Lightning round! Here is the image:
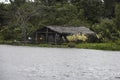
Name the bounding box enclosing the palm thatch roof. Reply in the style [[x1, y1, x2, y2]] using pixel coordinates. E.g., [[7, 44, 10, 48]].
[[46, 26, 95, 34]]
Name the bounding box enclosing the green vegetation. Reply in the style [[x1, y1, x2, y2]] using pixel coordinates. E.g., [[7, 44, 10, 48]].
[[76, 43, 120, 51], [67, 34, 88, 42], [0, 40, 120, 51], [0, 0, 120, 50]]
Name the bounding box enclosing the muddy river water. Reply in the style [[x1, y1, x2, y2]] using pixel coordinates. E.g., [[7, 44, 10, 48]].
[[0, 45, 120, 80]]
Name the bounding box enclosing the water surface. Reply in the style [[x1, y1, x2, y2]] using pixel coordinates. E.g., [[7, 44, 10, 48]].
[[0, 45, 120, 80]]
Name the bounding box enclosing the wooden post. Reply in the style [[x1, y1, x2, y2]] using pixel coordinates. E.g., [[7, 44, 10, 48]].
[[35, 32, 38, 43], [54, 33, 57, 44], [46, 28, 48, 43]]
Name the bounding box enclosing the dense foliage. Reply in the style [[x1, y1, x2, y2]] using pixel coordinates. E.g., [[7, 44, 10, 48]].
[[0, 0, 120, 42]]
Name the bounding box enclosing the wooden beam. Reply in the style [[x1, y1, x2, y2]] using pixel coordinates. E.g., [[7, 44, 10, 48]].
[[54, 33, 57, 44], [46, 28, 48, 43], [36, 32, 55, 34], [35, 32, 38, 43]]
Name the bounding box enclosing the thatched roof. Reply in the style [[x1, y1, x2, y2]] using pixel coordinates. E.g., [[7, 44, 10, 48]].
[[46, 26, 95, 34]]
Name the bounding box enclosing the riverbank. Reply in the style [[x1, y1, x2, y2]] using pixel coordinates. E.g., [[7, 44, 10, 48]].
[[25, 43, 120, 51], [0, 41, 120, 51]]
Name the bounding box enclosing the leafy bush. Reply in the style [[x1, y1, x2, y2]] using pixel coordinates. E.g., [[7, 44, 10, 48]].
[[92, 19, 118, 42], [67, 42, 75, 48], [66, 33, 88, 42], [66, 19, 90, 27], [115, 39, 120, 45]]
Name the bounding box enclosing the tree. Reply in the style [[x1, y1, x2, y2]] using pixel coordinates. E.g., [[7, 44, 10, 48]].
[[0, 4, 5, 27], [103, 0, 115, 18], [38, 0, 69, 5], [0, 4, 10, 27], [10, 0, 26, 6], [71, 0, 103, 24], [10, 2, 42, 42], [92, 19, 118, 41], [114, 3, 120, 38], [54, 4, 77, 25]]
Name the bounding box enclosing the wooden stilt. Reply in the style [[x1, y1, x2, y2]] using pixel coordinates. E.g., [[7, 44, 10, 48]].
[[46, 28, 48, 43], [55, 33, 57, 44], [35, 32, 38, 43]]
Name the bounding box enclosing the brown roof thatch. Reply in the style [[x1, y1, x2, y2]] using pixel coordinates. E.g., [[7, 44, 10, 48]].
[[46, 26, 95, 34]]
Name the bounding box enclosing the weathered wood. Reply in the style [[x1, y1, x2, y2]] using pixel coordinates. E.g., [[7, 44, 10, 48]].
[[36, 32, 55, 33], [46, 28, 48, 43], [35, 32, 38, 43], [54, 33, 57, 44], [33, 27, 70, 44]]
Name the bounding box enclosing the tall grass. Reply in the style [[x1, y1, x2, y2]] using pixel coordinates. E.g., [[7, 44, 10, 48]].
[[76, 43, 120, 51]]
